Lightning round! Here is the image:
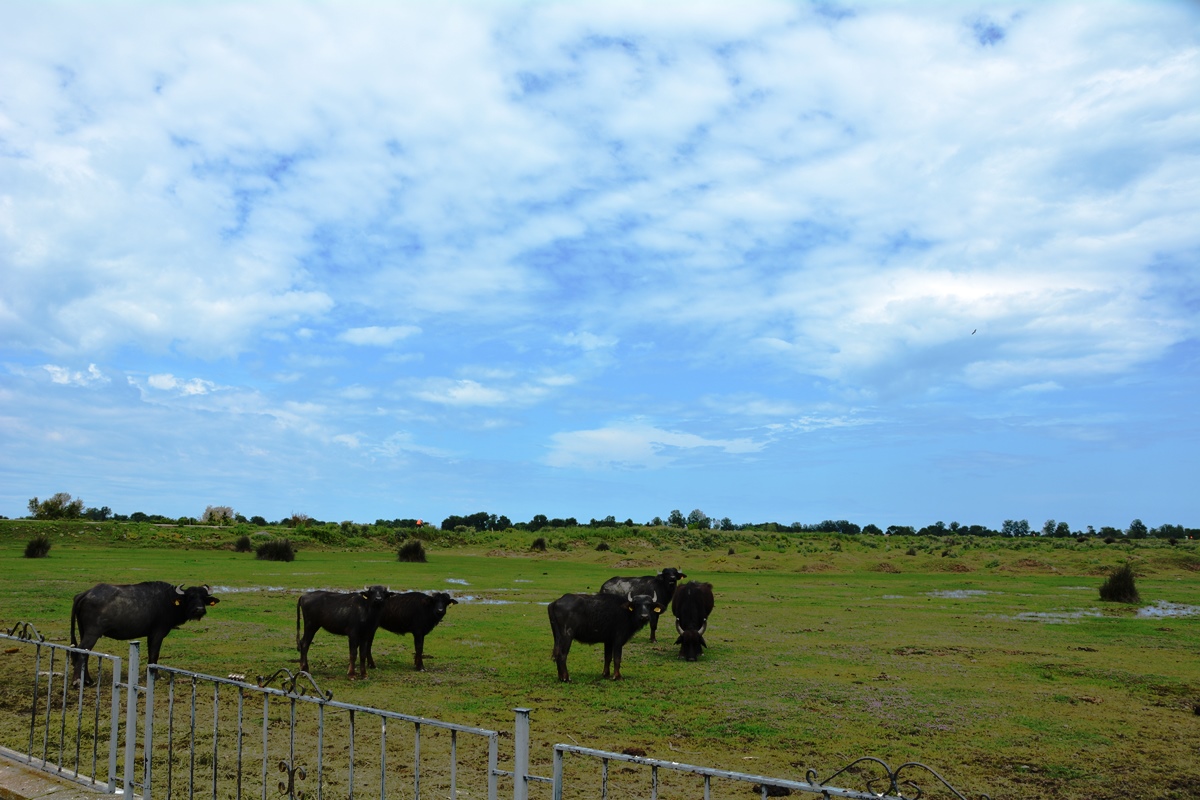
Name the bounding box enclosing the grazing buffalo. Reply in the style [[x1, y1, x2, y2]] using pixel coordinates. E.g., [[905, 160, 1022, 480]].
[[367, 591, 458, 671], [70, 582, 220, 685], [671, 581, 715, 661], [599, 567, 685, 642], [548, 591, 661, 682], [296, 585, 389, 678]]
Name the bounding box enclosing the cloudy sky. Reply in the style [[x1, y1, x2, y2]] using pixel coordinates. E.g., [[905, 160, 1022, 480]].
[[2, 1, 1197, 530]]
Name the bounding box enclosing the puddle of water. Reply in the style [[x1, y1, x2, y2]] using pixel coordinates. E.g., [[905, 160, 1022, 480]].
[[882, 595, 905, 600], [926, 590, 992, 599], [454, 595, 513, 605], [1137, 601, 1200, 618], [1012, 610, 1104, 624], [445, 578, 470, 586]]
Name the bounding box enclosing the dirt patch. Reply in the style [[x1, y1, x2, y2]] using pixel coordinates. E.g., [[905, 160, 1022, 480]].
[[613, 558, 659, 569], [873, 562, 900, 573], [1001, 558, 1057, 572], [796, 562, 834, 573]]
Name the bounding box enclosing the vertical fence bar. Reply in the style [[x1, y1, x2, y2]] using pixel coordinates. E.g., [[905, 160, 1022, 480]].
[[450, 729, 458, 800], [552, 749, 563, 800], [347, 709, 355, 800], [144, 663, 156, 800], [260, 694, 269, 800], [411, 721, 419, 800], [380, 717, 388, 800], [28, 642, 42, 763], [487, 733, 498, 800], [107, 653, 122, 793], [188, 677, 198, 800], [651, 765, 658, 800], [165, 673, 176, 799], [601, 759, 608, 800], [315, 701, 324, 800], [124, 643, 140, 797], [235, 687, 245, 800], [513, 709, 531, 800], [211, 683, 220, 800]]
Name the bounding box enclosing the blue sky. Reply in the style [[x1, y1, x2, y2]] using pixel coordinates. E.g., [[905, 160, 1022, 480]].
[[2, 1, 1198, 530]]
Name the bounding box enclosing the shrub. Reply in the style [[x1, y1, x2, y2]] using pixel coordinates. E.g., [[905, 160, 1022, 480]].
[[1099, 563, 1140, 603], [531, 537, 547, 552], [234, 535, 253, 553], [727, 546, 736, 555], [906, 547, 918, 556], [399, 540, 427, 563], [24, 536, 51, 558], [595, 541, 610, 551], [256, 539, 295, 562]]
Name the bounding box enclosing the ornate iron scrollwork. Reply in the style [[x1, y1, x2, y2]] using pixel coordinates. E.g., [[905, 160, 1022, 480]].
[[5, 622, 45, 642], [812, 756, 991, 800], [277, 759, 310, 800], [256, 668, 333, 700]]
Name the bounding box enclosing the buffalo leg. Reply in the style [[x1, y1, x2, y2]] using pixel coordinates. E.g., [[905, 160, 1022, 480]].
[[602, 642, 613, 679], [72, 634, 101, 686], [551, 638, 572, 682], [297, 627, 317, 673], [648, 613, 658, 643], [611, 644, 624, 680], [413, 633, 425, 671], [348, 640, 362, 678]]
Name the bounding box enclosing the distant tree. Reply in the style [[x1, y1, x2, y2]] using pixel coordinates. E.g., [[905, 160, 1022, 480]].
[[84, 506, 112, 521], [496, 515, 513, 530], [1127, 519, 1148, 539], [28, 493, 85, 520], [667, 509, 686, 528], [250, 516, 268, 526], [528, 514, 549, 532], [1041, 519, 1057, 537], [1002, 519, 1031, 537], [202, 505, 236, 525], [862, 524, 883, 535], [885, 525, 916, 536], [719, 517, 735, 531], [1054, 521, 1071, 538], [650, 516, 664, 526], [687, 509, 711, 529]]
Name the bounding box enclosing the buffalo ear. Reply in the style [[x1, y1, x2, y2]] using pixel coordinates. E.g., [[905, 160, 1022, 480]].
[[208, 597, 219, 606]]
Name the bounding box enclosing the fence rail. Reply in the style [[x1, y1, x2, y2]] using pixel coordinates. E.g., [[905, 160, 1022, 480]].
[[0, 627, 986, 800]]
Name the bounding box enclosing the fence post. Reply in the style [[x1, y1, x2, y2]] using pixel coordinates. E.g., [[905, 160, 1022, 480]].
[[552, 747, 563, 800], [123, 642, 140, 797], [513, 708, 531, 800], [107, 651, 122, 793], [143, 662, 155, 800]]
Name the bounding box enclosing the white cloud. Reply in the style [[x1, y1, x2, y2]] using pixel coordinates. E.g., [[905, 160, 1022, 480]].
[[146, 373, 216, 396], [338, 326, 420, 346], [43, 363, 107, 387], [546, 421, 762, 470]]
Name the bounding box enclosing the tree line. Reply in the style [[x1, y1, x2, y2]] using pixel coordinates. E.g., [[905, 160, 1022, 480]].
[[16, 493, 1197, 540]]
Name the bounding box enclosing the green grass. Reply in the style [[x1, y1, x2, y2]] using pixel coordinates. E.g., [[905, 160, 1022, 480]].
[[1, 521, 1198, 799]]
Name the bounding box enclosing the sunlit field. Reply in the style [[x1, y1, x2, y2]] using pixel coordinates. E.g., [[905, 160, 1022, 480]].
[[2, 521, 1198, 799]]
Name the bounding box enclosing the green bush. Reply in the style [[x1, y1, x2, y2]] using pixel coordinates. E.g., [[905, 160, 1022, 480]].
[[531, 537, 547, 552], [1099, 563, 1140, 603], [255, 539, 296, 562], [234, 535, 253, 553], [398, 539, 427, 563], [595, 541, 610, 551], [24, 536, 51, 558]]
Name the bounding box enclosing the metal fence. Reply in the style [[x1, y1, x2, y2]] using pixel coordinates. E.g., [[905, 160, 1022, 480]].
[[0, 628, 986, 800], [0, 622, 124, 793]]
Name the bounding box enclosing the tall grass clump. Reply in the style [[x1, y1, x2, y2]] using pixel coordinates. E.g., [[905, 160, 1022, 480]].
[[531, 537, 547, 552], [1099, 563, 1140, 603], [24, 536, 51, 558], [398, 539, 427, 563], [255, 538, 295, 563], [234, 534, 253, 553]]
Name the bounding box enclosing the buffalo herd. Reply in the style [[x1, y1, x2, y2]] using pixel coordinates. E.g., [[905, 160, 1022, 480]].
[[67, 567, 714, 684]]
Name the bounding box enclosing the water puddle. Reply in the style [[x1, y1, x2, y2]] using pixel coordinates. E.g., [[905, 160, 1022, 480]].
[[1137, 601, 1200, 618], [1012, 610, 1103, 624], [926, 590, 993, 599], [445, 578, 470, 586]]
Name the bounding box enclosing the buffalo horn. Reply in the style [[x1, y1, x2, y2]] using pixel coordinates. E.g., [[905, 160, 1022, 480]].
[[698, 618, 707, 636], [174, 584, 185, 595], [675, 618, 684, 634], [627, 591, 633, 602]]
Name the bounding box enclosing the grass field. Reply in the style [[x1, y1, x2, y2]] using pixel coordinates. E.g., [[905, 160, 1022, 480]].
[[1, 521, 1198, 799]]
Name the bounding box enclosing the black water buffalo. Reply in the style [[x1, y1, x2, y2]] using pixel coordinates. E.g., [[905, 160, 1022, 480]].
[[599, 567, 685, 642], [671, 581, 715, 661], [70, 582, 220, 685], [548, 591, 661, 682], [296, 585, 389, 678], [366, 591, 458, 671]]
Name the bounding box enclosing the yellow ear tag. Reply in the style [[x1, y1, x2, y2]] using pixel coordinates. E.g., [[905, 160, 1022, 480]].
[[654, 607, 662, 613], [174, 599, 180, 606]]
